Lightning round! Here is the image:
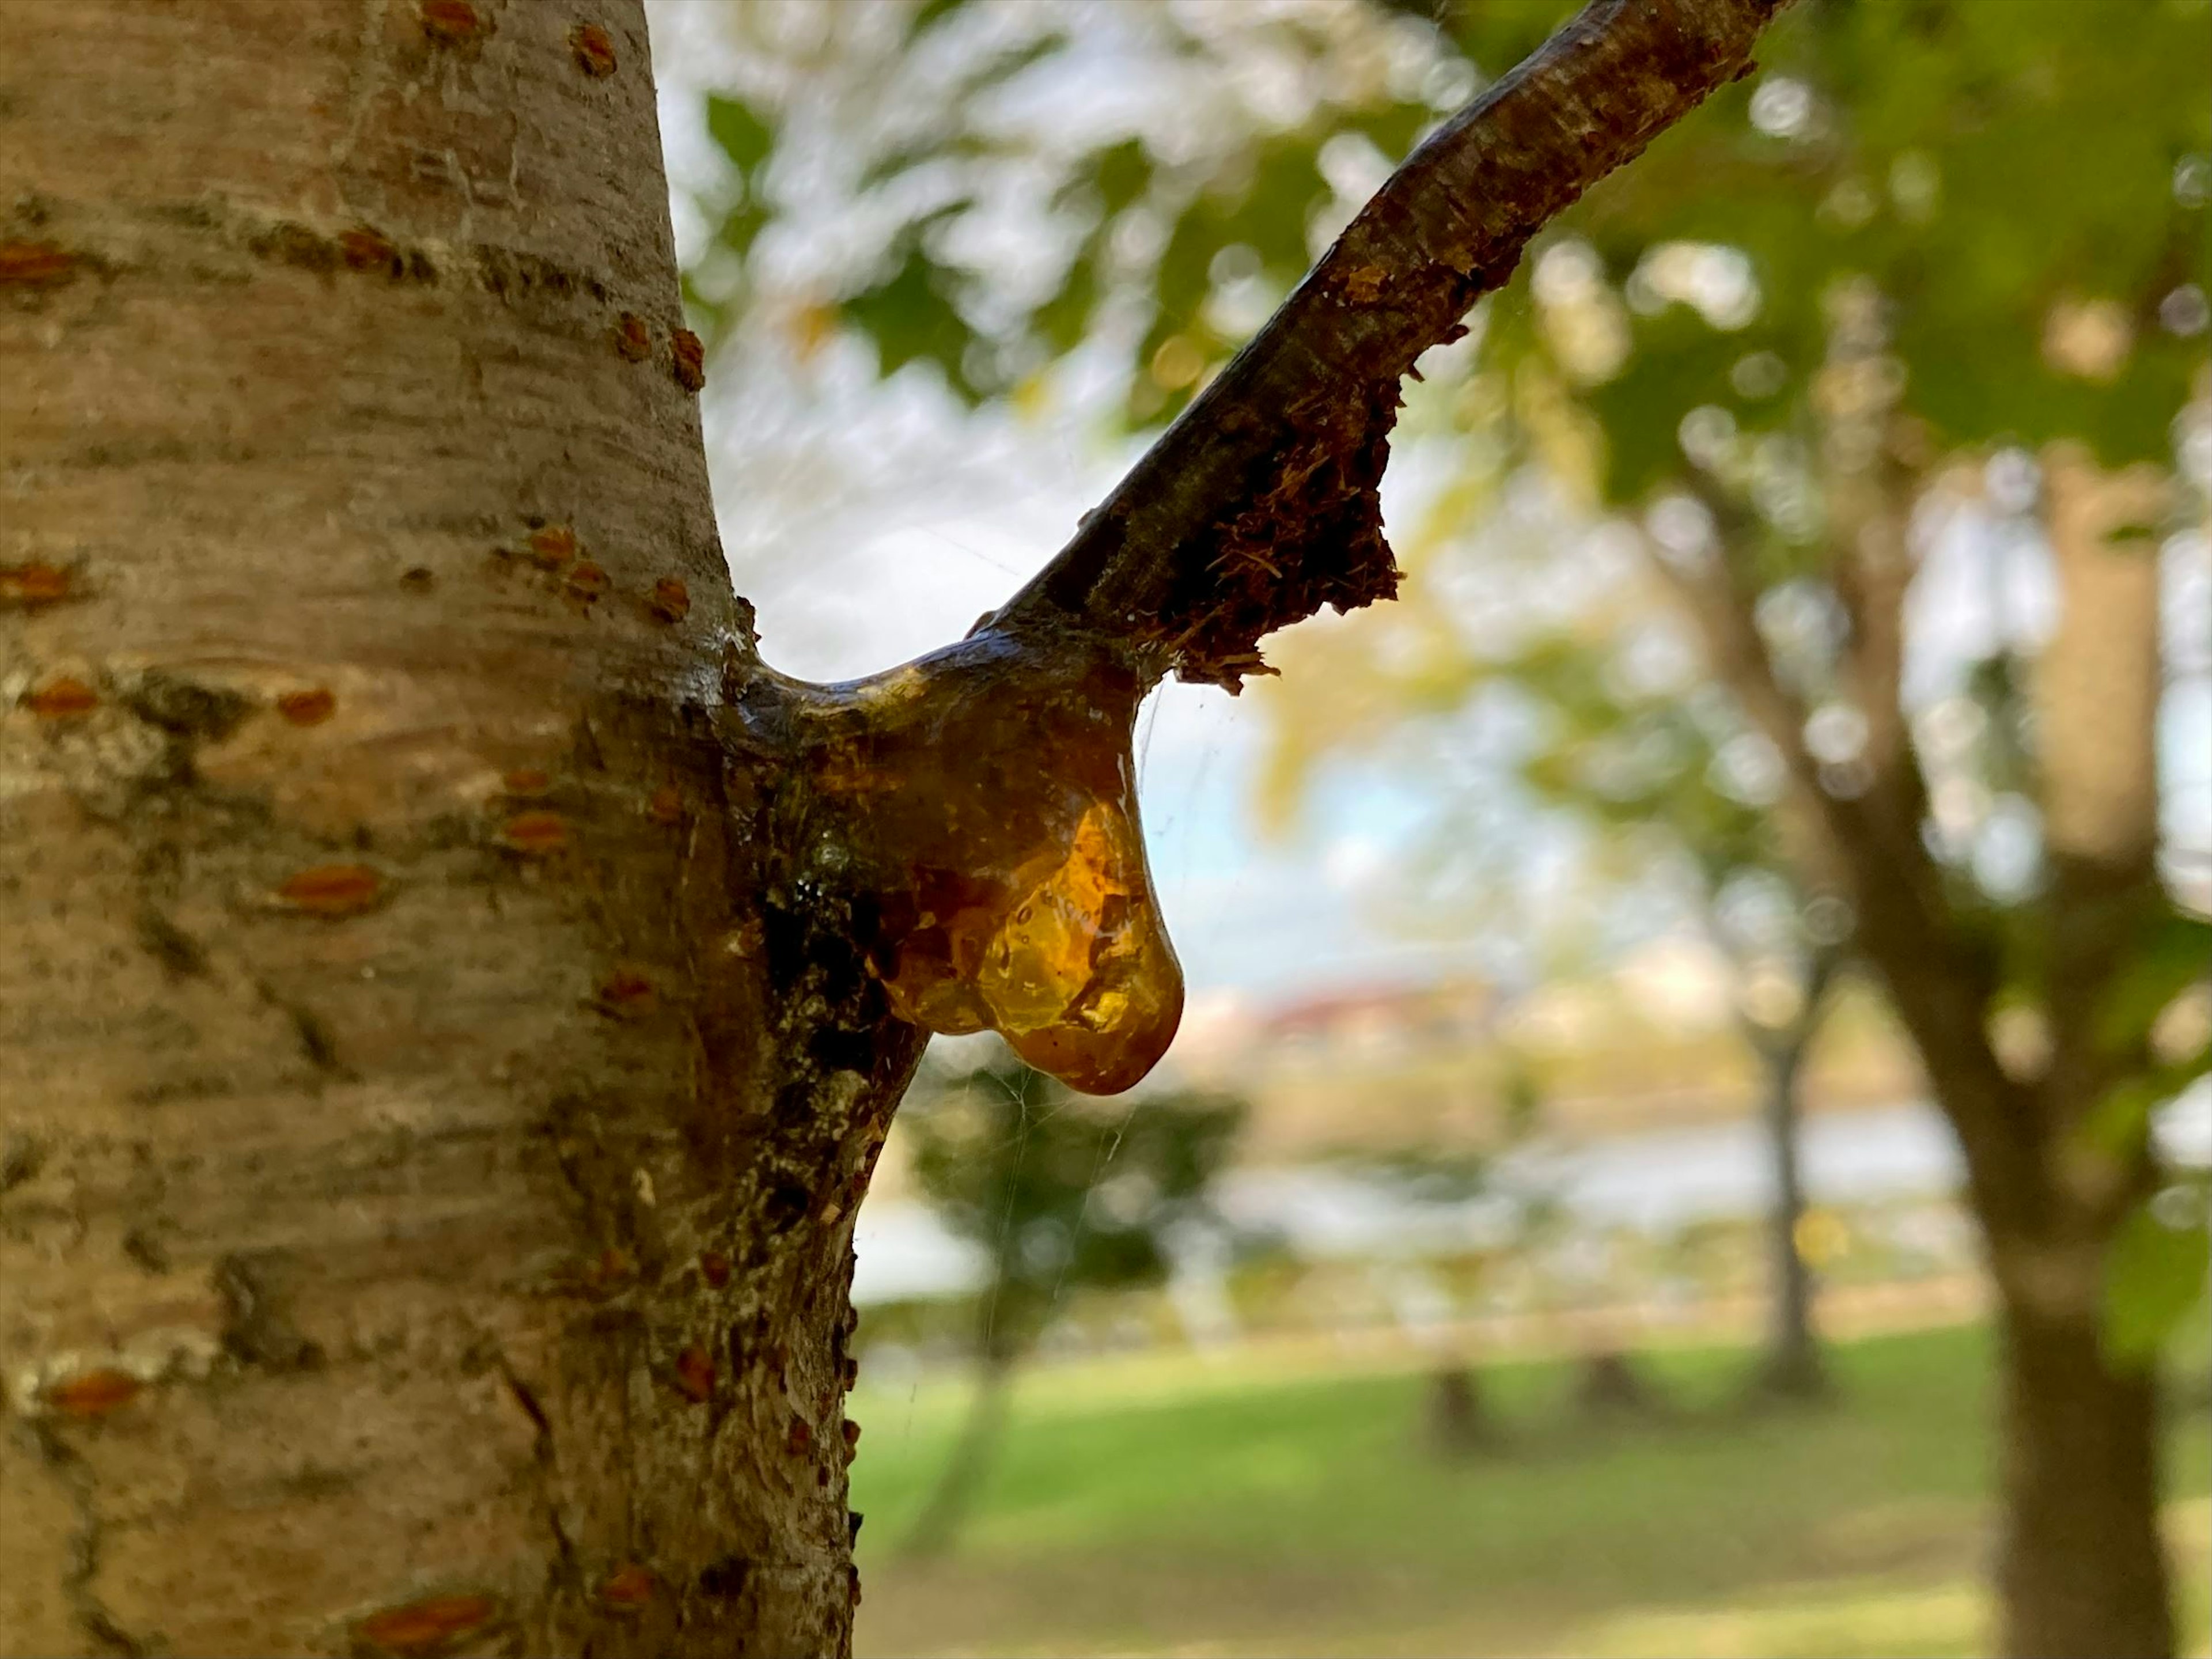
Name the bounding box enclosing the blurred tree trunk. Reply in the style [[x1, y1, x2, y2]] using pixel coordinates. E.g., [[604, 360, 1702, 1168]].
[[1743, 951, 1839, 1402], [1755, 1038, 1823, 1394], [1998, 1301, 2169, 1659], [1666, 442, 2179, 1656], [0, 6, 916, 1655], [900, 1344, 1017, 1559], [1426, 1360, 1504, 1456], [1986, 444, 2174, 1659]]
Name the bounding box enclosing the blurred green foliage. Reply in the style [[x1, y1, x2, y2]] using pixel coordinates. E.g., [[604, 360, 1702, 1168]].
[[2105, 1190, 2212, 1365], [906, 1044, 1245, 1363], [1552, 0, 2210, 488], [699, 0, 2209, 459]]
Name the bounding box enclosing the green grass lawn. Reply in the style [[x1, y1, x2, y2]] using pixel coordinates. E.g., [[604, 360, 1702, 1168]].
[[850, 1322, 2211, 1657]]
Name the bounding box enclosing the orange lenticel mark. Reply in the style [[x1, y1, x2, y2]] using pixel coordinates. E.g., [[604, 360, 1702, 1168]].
[[647, 785, 684, 825], [565, 560, 610, 601], [354, 1593, 498, 1657], [598, 1565, 654, 1611], [786, 1414, 812, 1453], [0, 563, 72, 607], [0, 242, 75, 286], [276, 688, 336, 726], [671, 329, 706, 392], [675, 1346, 714, 1402], [572, 22, 618, 77], [44, 1368, 142, 1418], [338, 228, 400, 274], [613, 312, 651, 362], [596, 970, 655, 1014], [501, 767, 552, 798], [418, 0, 483, 45], [276, 863, 382, 917], [698, 1251, 731, 1288], [584, 1247, 632, 1291], [527, 525, 577, 570], [500, 811, 568, 856], [25, 676, 97, 718], [647, 576, 691, 624]]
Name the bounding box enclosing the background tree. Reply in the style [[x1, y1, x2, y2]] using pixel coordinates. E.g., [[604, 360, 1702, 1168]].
[[760, 1, 2211, 1652], [1, 1, 1780, 1652], [1269, 597, 1856, 1399], [1457, 9, 2212, 1652], [896, 1043, 1244, 1555]]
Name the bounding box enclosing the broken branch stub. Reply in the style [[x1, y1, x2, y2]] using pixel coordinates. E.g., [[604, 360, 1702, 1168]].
[[738, 0, 1787, 1096]]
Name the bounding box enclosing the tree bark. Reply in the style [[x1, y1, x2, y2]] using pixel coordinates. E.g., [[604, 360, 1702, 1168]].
[[1654, 404, 2181, 1653], [2, 0, 1790, 1652], [1752, 1032, 1827, 1399], [1996, 1300, 2172, 1659], [1, 6, 914, 1654]]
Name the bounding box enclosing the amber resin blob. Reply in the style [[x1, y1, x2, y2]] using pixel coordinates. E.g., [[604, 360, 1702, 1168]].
[[755, 630, 1183, 1094]]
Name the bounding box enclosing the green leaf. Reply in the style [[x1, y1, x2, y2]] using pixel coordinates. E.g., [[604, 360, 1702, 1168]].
[[2103, 1195, 2210, 1367], [715, 199, 768, 265], [2075, 1035, 2212, 1164], [2095, 911, 2212, 1055], [907, 0, 966, 38], [706, 93, 774, 178], [1031, 236, 1101, 357], [2077, 1077, 2168, 1164], [1092, 138, 1154, 216], [840, 241, 984, 400]]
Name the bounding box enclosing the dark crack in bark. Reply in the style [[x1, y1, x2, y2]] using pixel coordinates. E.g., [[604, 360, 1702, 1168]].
[[33, 1423, 146, 1658]]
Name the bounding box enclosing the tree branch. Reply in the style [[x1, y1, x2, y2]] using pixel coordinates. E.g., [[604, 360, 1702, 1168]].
[[743, 0, 1793, 1101], [1824, 449, 1919, 803], [988, 0, 1789, 690]]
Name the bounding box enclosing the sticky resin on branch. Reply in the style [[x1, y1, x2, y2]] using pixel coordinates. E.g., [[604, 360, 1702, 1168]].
[[741, 630, 1183, 1094]]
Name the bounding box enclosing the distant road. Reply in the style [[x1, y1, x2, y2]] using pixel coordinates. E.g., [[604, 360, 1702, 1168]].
[[854, 1085, 2211, 1304]]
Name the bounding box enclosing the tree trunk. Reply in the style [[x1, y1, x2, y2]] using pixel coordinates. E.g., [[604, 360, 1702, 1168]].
[[899, 1349, 1016, 1560], [1, 6, 916, 1654], [1426, 1359, 1505, 1456], [1995, 1297, 2172, 1659], [1987, 441, 2178, 1659], [1662, 416, 2183, 1654], [1750, 1031, 1832, 1400]]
